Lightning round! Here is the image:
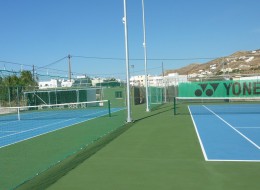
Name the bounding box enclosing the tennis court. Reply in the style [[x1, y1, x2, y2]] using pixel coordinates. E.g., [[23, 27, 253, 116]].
[[189, 104, 260, 162], [0, 100, 123, 149]]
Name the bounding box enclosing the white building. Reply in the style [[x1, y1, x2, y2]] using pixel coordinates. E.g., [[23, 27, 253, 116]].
[[130, 75, 148, 86], [221, 68, 233, 73], [149, 76, 164, 87], [39, 79, 74, 89], [233, 76, 260, 81], [61, 79, 74, 87], [164, 73, 188, 86], [130, 73, 187, 87], [91, 78, 105, 87], [39, 79, 61, 89]]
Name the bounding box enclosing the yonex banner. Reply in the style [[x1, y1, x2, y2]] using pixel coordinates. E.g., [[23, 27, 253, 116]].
[[178, 80, 260, 98]]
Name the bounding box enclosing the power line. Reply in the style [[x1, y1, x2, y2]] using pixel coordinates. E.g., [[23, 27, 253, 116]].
[[72, 55, 124, 61], [72, 55, 217, 61], [0, 56, 215, 79], [4, 53, 258, 79], [0, 60, 33, 68], [37, 56, 68, 69], [85, 66, 162, 77], [0, 55, 221, 73], [2, 53, 259, 70]]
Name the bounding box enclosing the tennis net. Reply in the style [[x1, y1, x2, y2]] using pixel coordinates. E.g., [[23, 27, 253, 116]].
[[0, 100, 111, 121]]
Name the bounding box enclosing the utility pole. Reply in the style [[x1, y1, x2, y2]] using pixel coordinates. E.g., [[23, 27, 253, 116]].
[[32, 65, 35, 80], [162, 62, 164, 77], [32, 64, 38, 84], [68, 54, 72, 82]]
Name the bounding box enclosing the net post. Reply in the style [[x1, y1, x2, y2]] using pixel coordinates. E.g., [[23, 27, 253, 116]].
[[108, 100, 111, 117], [18, 107, 21, 121], [173, 97, 176, 115]]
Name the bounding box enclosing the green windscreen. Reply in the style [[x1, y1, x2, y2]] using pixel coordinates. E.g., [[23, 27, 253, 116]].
[[178, 80, 260, 98], [148, 86, 163, 110]]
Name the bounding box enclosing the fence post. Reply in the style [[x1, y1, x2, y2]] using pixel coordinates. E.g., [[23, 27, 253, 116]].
[[18, 107, 21, 121], [108, 100, 111, 117], [173, 97, 176, 115], [8, 87, 11, 106]]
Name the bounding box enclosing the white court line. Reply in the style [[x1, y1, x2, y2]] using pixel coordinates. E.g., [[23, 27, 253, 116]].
[[0, 130, 20, 133], [0, 119, 20, 126], [0, 111, 62, 126], [203, 105, 260, 150], [188, 106, 209, 161], [207, 159, 260, 162]]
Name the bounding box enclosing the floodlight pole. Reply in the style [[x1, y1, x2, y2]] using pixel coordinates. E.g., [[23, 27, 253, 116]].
[[142, 0, 150, 112], [123, 0, 132, 123]]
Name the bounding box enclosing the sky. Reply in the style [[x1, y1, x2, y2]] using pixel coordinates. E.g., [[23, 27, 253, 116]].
[[0, 0, 259, 80]]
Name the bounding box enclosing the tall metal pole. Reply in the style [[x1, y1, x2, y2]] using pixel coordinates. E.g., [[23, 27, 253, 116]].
[[142, 0, 150, 112], [123, 0, 132, 122]]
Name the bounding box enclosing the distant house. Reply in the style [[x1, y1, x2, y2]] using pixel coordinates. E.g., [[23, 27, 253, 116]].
[[221, 68, 233, 73], [245, 56, 254, 63], [130, 73, 187, 87], [39, 79, 61, 89], [210, 64, 217, 70], [61, 80, 74, 87], [39, 75, 92, 89], [130, 75, 149, 86], [91, 78, 105, 87]]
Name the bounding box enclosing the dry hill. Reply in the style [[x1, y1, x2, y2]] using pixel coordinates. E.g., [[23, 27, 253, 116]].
[[165, 49, 260, 77]]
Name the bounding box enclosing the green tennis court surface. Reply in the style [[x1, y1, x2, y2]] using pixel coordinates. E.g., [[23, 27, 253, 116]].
[[13, 103, 260, 190]]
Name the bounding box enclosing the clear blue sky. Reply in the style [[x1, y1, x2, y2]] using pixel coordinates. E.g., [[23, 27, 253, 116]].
[[0, 0, 259, 80]]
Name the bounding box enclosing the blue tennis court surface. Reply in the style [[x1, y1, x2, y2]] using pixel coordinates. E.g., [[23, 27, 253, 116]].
[[0, 107, 123, 148], [189, 104, 260, 162]]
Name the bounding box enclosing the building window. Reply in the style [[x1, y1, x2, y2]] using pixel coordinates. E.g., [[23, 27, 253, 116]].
[[115, 91, 123, 99]]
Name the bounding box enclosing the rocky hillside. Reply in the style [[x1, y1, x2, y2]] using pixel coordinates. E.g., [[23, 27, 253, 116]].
[[165, 49, 260, 77]]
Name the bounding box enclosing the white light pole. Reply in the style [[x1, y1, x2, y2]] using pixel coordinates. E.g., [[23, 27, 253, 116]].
[[142, 0, 150, 112], [123, 0, 132, 122]]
